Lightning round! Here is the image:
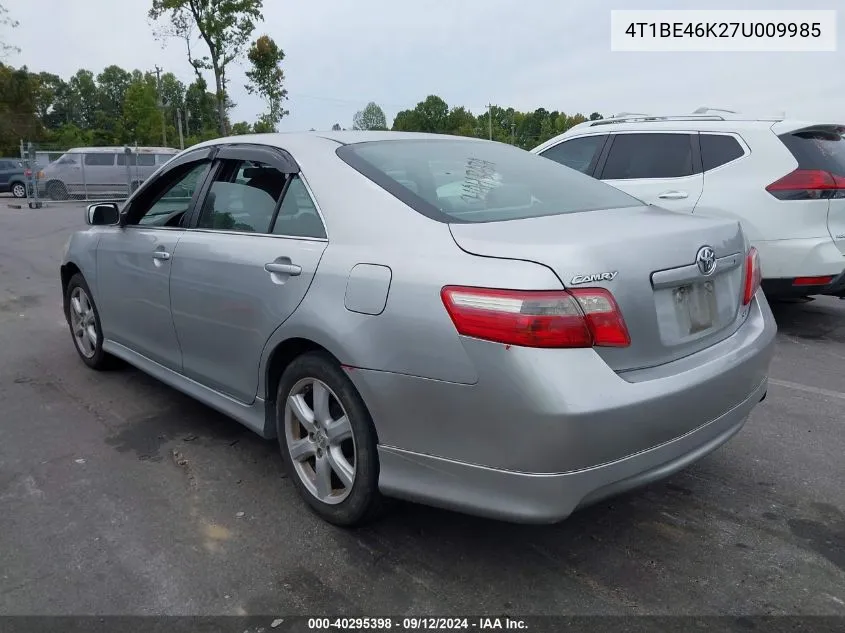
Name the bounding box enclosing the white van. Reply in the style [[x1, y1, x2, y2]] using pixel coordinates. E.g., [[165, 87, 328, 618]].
[[37, 146, 179, 200]]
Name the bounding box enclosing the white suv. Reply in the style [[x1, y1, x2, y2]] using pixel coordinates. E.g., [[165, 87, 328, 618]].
[[532, 109, 845, 300]]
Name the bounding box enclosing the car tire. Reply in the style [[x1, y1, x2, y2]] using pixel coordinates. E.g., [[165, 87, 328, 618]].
[[64, 273, 118, 370], [47, 180, 68, 201], [11, 181, 26, 199], [276, 351, 385, 527]]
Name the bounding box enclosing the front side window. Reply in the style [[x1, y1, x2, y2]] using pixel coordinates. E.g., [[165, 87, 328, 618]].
[[338, 139, 640, 224], [539, 135, 606, 174], [55, 153, 79, 165], [84, 153, 116, 167], [271, 176, 326, 239], [601, 133, 695, 180], [134, 161, 209, 227], [197, 160, 287, 233]]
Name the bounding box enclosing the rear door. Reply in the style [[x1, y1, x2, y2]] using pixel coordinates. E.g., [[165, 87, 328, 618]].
[[597, 132, 704, 214], [169, 144, 328, 404], [775, 125, 845, 256]]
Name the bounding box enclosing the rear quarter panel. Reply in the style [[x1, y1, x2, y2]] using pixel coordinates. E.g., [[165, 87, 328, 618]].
[[257, 150, 563, 397]]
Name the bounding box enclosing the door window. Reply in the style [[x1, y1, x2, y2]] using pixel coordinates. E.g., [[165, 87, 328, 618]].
[[133, 161, 210, 227], [197, 160, 287, 233], [601, 133, 695, 180], [539, 135, 607, 174], [271, 177, 327, 239]]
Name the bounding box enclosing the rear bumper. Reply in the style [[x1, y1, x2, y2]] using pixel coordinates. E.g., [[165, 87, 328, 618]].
[[762, 269, 845, 298], [347, 292, 777, 522], [377, 378, 765, 523], [754, 237, 845, 283]]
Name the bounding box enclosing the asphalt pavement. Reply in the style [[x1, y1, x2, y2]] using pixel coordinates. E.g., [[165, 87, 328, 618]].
[[0, 201, 843, 616]]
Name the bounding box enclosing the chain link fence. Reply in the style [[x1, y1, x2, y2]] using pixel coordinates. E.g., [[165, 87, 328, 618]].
[[19, 142, 180, 204]]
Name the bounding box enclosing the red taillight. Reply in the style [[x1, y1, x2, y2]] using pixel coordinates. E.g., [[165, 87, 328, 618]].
[[440, 286, 630, 349], [793, 276, 834, 286], [765, 169, 845, 200], [742, 247, 762, 305]]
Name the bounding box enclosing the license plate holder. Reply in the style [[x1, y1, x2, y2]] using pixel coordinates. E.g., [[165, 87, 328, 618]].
[[673, 280, 718, 335]]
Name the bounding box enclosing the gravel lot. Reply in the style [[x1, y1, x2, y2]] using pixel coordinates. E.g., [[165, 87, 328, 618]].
[[1, 201, 843, 617]]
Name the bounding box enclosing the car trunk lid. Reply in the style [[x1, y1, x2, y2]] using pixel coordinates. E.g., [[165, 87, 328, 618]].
[[449, 204, 748, 372]]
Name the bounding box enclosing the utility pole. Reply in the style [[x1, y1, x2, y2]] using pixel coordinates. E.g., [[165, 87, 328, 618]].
[[176, 108, 185, 150], [154, 66, 167, 146], [487, 103, 493, 140]]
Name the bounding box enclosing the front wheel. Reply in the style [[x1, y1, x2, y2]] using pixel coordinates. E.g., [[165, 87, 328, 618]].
[[64, 273, 117, 370], [11, 182, 26, 198], [276, 352, 384, 526], [47, 180, 68, 201]]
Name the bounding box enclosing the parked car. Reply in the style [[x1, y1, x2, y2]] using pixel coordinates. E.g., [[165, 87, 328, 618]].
[[0, 157, 28, 198], [60, 131, 776, 526], [532, 109, 845, 300], [37, 146, 179, 200]]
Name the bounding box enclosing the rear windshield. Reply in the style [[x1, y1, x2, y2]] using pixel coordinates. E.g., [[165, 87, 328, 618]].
[[779, 128, 845, 175], [337, 139, 640, 223]]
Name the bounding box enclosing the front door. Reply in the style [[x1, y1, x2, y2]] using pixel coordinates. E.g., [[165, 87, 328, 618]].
[[170, 148, 328, 403], [96, 158, 212, 370], [598, 132, 704, 214]]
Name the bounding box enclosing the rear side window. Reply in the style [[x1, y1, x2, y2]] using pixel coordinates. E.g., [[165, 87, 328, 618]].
[[337, 139, 641, 224], [539, 135, 606, 174], [84, 153, 116, 166], [601, 133, 695, 180], [779, 129, 845, 175], [700, 134, 745, 171]]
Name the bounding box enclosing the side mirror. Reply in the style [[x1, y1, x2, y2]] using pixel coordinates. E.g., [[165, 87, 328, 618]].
[[86, 202, 121, 226]]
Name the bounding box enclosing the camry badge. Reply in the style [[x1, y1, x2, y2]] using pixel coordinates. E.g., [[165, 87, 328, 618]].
[[570, 271, 618, 285]]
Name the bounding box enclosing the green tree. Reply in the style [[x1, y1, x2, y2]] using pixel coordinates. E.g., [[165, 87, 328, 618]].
[[230, 121, 252, 135], [67, 69, 98, 129], [245, 34, 288, 132], [149, 0, 264, 136], [352, 102, 387, 131], [589, 112, 603, 121], [0, 64, 40, 154], [331, 123, 341, 131], [123, 72, 160, 145], [392, 95, 449, 133], [184, 77, 219, 139]]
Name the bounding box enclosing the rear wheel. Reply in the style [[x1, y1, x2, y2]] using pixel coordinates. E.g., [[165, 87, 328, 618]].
[[276, 352, 384, 526], [10, 181, 26, 198], [64, 273, 117, 370]]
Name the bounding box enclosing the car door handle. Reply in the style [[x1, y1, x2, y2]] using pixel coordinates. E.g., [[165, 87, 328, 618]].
[[658, 190, 689, 200], [265, 262, 302, 276], [152, 251, 171, 261]]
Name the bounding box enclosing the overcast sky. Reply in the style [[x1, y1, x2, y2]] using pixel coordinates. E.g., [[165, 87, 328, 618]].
[[3, 0, 843, 131]]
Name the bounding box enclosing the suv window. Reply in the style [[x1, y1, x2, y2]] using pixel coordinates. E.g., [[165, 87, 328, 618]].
[[271, 177, 326, 239], [84, 153, 116, 166], [779, 129, 845, 175], [601, 133, 695, 180], [338, 139, 640, 223], [539, 135, 606, 174], [135, 161, 209, 227], [197, 160, 286, 233], [700, 134, 745, 171]]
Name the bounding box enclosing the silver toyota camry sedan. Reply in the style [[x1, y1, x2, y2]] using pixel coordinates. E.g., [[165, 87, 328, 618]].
[[60, 131, 777, 526]]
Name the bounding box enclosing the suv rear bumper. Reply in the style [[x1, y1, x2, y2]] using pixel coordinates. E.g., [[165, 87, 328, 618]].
[[762, 269, 845, 298], [754, 237, 845, 294]]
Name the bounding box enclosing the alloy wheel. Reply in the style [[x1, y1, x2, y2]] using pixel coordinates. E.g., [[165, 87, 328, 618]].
[[69, 286, 98, 359], [284, 377, 356, 504]]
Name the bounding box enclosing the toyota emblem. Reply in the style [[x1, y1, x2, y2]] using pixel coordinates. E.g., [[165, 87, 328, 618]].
[[696, 246, 716, 276]]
